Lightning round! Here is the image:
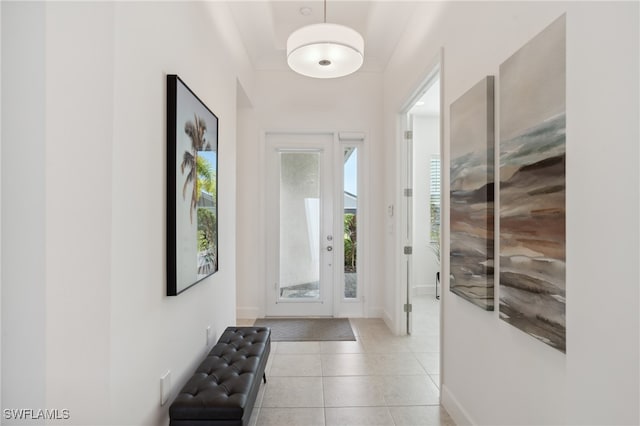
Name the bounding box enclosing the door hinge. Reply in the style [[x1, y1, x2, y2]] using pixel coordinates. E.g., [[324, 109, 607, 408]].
[[404, 246, 412, 255], [404, 188, 413, 197], [404, 130, 413, 140], [404, 303, 413, 313]]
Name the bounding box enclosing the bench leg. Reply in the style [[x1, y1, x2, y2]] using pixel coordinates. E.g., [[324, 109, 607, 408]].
[[263, 373, 267, 384]]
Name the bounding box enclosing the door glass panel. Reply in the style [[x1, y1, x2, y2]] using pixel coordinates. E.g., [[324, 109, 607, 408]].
[[279, 152, 321, 299], [343, 147, 358, 299]]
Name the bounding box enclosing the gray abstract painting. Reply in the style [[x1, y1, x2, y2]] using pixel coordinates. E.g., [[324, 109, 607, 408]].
[[450, 76, 495, 310], [499, 15, 566, 352]]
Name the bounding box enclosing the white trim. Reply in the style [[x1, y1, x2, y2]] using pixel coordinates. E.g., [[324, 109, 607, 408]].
[[332, 132, 341, 317], [0, 2, 3, 405], [438, 49, 446, 392], [394, 53, 446, 402], [393, 113, 409, 336], [380, 308, 393, 329], [338, 132, 365, 141], [261, 130, 368, 319], [264, 133, 334, 317], [441, 384, 476, 426], [413, 285, 436, 296], [396, 54, 443, 337], [360, 131, 371, 319], [372, 307, 385, 319], [259, 131, 268, 318], [335, 135, 366, 318]]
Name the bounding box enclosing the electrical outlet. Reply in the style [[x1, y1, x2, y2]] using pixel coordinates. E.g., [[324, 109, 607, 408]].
[[160, 371, 171, 406]]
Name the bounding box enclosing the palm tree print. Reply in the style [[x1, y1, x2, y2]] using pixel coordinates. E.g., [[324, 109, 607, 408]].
[[181, 114, 211, 223]]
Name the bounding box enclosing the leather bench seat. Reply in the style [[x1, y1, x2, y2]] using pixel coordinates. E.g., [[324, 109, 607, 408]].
[[170, 327, 271, 426]]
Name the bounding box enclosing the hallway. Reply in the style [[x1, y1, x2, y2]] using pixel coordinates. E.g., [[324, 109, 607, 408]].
[[1, 2, 636, 424], [243, 295, 450, 426]]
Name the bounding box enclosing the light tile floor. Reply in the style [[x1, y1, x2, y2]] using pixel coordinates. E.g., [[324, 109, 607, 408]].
[[239, 295, 453, 426]]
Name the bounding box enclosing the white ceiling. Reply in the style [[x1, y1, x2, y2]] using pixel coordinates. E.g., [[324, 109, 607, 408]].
[[227, 1, 420, 72]]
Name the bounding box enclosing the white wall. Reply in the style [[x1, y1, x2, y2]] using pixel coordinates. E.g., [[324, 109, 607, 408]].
[[236, 70, 385, 319], [1, 3, 48, 421], [44, 3, 114, 420], [110, 3, 247, 424], [411, 115, 440, 294], [383, 2, 639, 425], [2, 2, 250, 424]]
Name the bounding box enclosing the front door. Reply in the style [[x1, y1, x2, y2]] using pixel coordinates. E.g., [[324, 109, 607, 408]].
[[266, 133, 334, 316]]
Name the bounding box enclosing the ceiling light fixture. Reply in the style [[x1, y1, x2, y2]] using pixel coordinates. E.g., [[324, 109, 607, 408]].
[[286, 0, 364, 79]]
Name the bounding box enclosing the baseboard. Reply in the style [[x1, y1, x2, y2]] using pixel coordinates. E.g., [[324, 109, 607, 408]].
[[240, 306, 383, 320], [380, 308, 395, 333], [441, 384, 475, 426], [236, 306, 260, 320], [367, 306, 383, 318]]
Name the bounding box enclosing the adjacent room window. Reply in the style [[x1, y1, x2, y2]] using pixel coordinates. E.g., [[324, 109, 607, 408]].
[[429, 155, 441, 244]]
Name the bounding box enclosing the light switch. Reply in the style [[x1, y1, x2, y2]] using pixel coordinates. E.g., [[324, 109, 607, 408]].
[[206, 326, 214, 347]]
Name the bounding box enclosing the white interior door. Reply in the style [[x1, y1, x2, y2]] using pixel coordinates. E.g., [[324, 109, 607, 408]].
[[403, 116, 414, 334], [266, 133, 334, 317]]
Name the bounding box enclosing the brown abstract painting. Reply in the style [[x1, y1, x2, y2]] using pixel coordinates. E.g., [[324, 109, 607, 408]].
[[450, 76, 495, 310], [499, 15, 566, 352]]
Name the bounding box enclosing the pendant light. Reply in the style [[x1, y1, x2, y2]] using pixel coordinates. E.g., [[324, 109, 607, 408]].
[[286, 0, 364, 79]]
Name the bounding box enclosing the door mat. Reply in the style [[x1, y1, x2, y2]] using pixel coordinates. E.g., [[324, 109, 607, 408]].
[[253, 318, 356, 342]]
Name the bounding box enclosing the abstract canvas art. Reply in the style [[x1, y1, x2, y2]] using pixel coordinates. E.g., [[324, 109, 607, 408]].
[[450, 76, 495, 310], [499, 15, 566, 352], [167, 75, 219, 296]]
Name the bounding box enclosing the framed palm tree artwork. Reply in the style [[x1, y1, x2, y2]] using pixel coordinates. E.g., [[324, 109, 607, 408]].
[[167, 74, 218, 296]]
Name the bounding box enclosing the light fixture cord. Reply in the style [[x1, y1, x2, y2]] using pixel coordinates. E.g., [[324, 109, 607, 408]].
[[324, 0, 326, 23]]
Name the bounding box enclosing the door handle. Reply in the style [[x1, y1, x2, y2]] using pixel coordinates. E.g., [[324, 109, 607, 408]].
[[326, 246, 333, 252]]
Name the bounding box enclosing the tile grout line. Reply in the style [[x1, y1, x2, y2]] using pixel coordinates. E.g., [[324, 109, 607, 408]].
[[252, 303, 442, 425]]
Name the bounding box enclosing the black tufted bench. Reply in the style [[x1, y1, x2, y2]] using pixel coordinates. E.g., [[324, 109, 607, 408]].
[[169, 327, 271, 426]]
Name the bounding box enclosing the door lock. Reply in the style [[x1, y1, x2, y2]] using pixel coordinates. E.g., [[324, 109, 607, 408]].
[[327, 246, 333, 252]]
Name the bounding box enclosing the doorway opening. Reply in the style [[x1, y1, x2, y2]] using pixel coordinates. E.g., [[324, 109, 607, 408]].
[[407, 74, 442, 335], [398, 60, 442, 357]]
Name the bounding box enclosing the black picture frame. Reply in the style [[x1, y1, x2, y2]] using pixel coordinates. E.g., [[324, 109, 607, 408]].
[[167, 74, 219, 296]]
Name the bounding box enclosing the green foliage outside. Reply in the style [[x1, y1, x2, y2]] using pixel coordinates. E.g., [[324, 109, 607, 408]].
[[196, 155, 217, 199], [196, 154, 217, 272], [181, 115, 211, 223], [197, 208, 217, 252], [344, 213, 357, 272], [196, 153, 217, 251], [430, 202, 440, 246]]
